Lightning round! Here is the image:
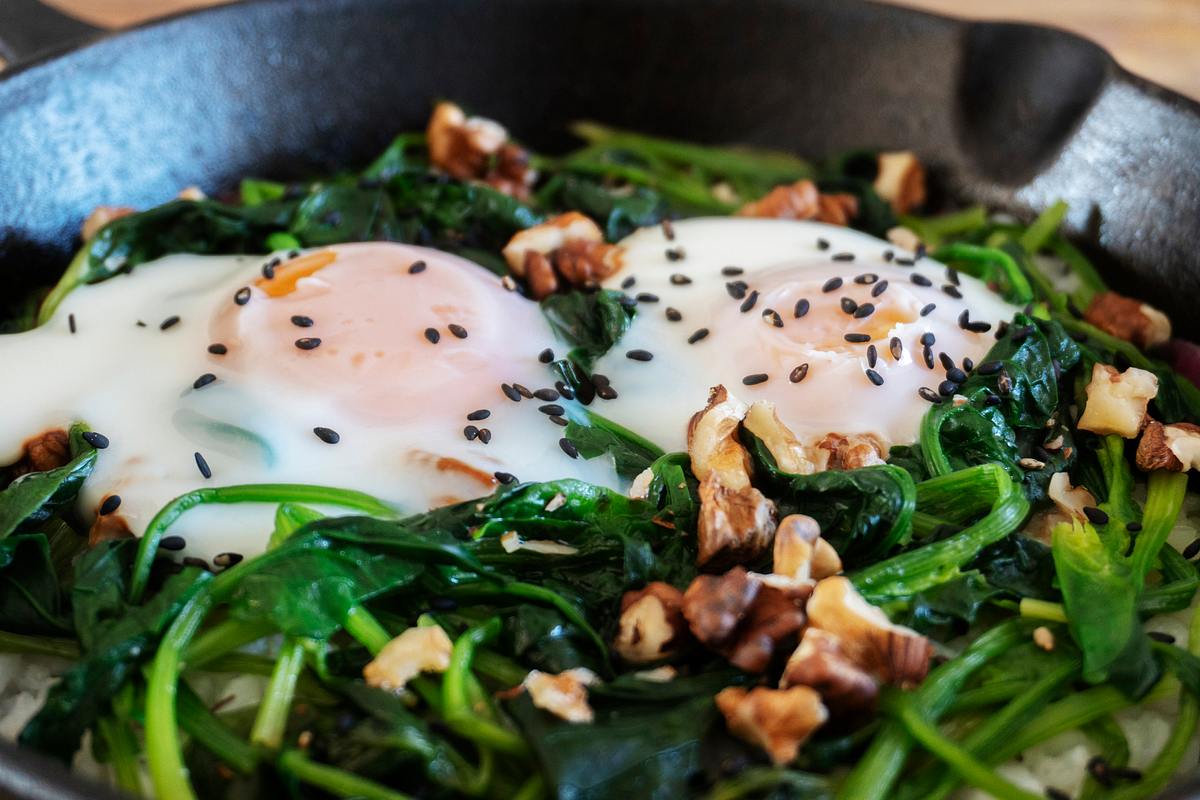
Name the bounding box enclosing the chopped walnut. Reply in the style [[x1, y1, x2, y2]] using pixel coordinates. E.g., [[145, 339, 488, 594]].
[[688, 385, 752, 490], [632, 665, 677, 682], [814, 432, 888, 470], [426, 101, 536, 198], [363, 626, 454, 692], [873, 152, 927, 215], [1084, 291, 1172, 351], [498, 531, 579, 555], [628, 467, 655, 500], [81, 206, 135, 241], [1033, 626, 1056, 652], [1077, 363, 1158, 438], [681, 568, 807, 672], [522, 668, 598, 723], [614, 582, 688, 664], [772, 514, 842, 584], [502, 212, 622, 297], [1136, 420, 1200, 473], [805, 576, 932, 689], [780, 627, 879, 714], [744, 402, 826, 475], [13, 428, 70, 476], [886, 226, 923, 253], [177, 185, 207, 201], [715, 685, 828, 765], [697, 474, 777, 569], [736, 180, 858, 226], [1047, 472, 1098, 522]]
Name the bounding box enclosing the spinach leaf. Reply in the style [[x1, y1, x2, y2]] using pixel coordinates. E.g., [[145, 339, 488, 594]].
[[562, 407, 665, 480], [0, 534, 69, 634], [900, 571, 1003, 640], [0, 424, 97, 538], [541, 290, 635, 370], [972, 535, 1058, 600], [743, 431, 916, 563], [538, 174, 667, 241], [20, 561, 211, 760]]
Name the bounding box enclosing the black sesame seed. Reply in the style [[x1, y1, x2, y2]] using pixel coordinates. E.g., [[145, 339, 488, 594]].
[[549, 414, 570, 425], [967, 320, 993, 333], [984, 392, 1002, 406], [789, 363, 809, 383], [923, 346, 935, 369], [794, 298, 811, 318], [538, 348, 555, 364], [406, 260, 428, 275], [911, 273, 932, 287], [943, 284, 963, 299], [854, 273, 879, 285], [739, 290, 760, 313], [68, 314, 76, 334], [555, 381, 575, 400], [533, 388, 560, 402], [1083, 506, 1109, 526], [464, 425, 479, 441], [662, 219, 676, 240], [920, 303, 936, 316], [670, 273, 693, 286], [721, 266, 744, 276], [194, 451, 212, 479], [596, 386, 619, 400], [1183, 538, 1200, 559], [1149, 631, 1176, 644], [688, 328, 710, 344], [962, 357, 974, 372], [1127, 521, 1143, 532], [1045, 786, 1071, 800], [621, 275, 637, 289], [501, 383, 521, 402], [920, 332, 936, 347], [854, 303, 875, 319], [160, 535, 187, 552], [291, 315, 314, 328], [867, 345, 878, 368], [160, 315, 181, 331], [844, 333, 871, 343], [295, 337, 322, 350], [261, 262, 276, 279], [207, 343, 227, 358], [883, 249, 895, 262], [99, 495, 122, 515], [287, 250, 301, 259], [424, 328, 440, 344], [946, 267, 960, 286], [939, 352, 956, 371], [996, 321, 1010, 339], [816, 238, 830, 251], [742, 373, 769, 386], [865, 368, 884, 386], [313, 426, 340, 444], [958, 309, 972, 330], [494, 471, 518, 485], [665, 307, 683, 322], [871, 280, 889, 297], [832, 252, 855, 262], [726, 281, 749, 299], [636, 292, 660, 304], [822, 277, 843, 293], [590, 374, 610, 388], [559, 438, 580, 458], [895, 257, 916, 266], [938, 380, 960, 397], [539, 404, 566, 416], [136, 320, 147, 327], [840, 297, 859, 315], [626, 349, 653, 362], [946, 367, 967, 384], [762, 309, 783, 328], [919, 387, 941, 404], [448, 324, 468, 339], [193, 373, 217, 390], [978, 360, 1003, 375], [213, 552, 244, 568], [467, 409, 491, 421], [82, 431, 110, 449], [477, 428, 492, 444], [234, 286, 251, 305], [890, 337, 903, 360], [915, 243, 927, 260], [665, 248, 685, 261]]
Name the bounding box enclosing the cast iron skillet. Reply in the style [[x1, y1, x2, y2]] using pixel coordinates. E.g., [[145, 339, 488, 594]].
[[0, 1, 1198, 798]]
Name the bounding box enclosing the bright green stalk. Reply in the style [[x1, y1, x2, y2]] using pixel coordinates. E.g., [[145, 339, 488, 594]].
[[1049, 236, 1107, 307], [1019, 598, 1068, 623], [249, 638, 306, 749], [704, 768, 831, 800], [1129, 470, 1189, 586], [184, 618, 275, 669], [443, 618, 529, 756], [278, 749, 414, 800], [129, 483, 398, 602], [36, 246, 90, 325], [932, 243, 1034, 304], [512, 773, 548, 800], [1019, 200, 1069, 254], [343, 605, 393, 655], [97, 713, 142, 797], [898, 206, 988, 247], [176, 683, 258, 774], [146, 590, 213, 800], [945, 679, 1033, 715], [0, 630, 80, 659]]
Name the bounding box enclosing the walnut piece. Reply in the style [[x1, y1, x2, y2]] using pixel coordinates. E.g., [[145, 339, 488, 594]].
[[715, 685, 828, 765], [735, 179, 858, 226], [814, 432, 888, 470], [873, 151, 927, 215], [780, 627, 879, 714], [363, 626, 453, 692], [523, 668, 598, 723], [886, 226, 923, 253], [426, 101, 536, 198], [1084, 291, 1172, 351], [805, 576, 932, 689], [1077, 363, 1159, 438], [1136, 420, 1200, 473], [81, 206, 135, 241], [14, 429, 70, 475], [697, 474, 777, 569], [502, 212, 622, 297], [688, 385, 752, 490], [1046, 472, 1098, 522], [681, 567, 807, 672], [614, 582, 688, 664], [744, 401, 826, 475], [498, 531, 579, 555], [772, 514, 842, 584]]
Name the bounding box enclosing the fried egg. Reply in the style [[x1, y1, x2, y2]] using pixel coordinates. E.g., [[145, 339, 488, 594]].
[[590, 218, 1017, 452], [0, 243, 616, 562]]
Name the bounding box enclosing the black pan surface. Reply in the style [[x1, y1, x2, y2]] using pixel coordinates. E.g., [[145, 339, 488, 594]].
[[0, 0, 1198, 797]]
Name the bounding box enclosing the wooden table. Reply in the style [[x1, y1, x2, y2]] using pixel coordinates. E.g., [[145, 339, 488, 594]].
[[12, 0, 1200, 100]]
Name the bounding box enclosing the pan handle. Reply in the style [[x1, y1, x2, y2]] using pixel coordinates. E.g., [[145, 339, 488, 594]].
[[0, 0, 102, 65]]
